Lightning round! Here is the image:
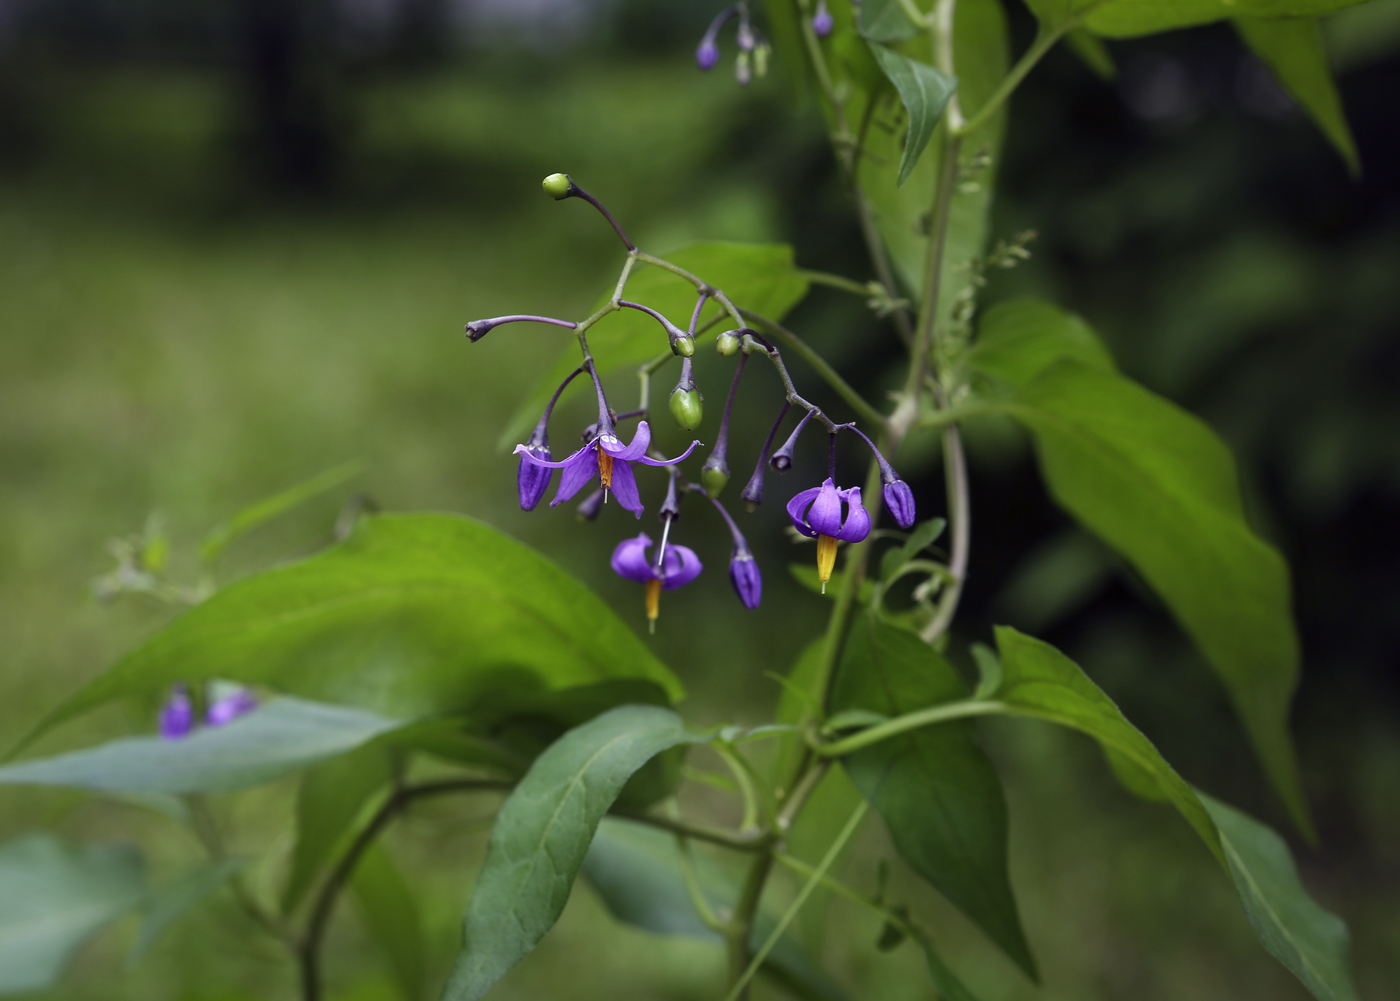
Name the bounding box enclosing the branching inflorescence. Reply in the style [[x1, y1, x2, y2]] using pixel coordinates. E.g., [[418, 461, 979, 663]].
[[465, 172, 917, 626]]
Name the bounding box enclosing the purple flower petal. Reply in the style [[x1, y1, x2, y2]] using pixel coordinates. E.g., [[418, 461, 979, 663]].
[[158, 685, 194, 740], [883, 479, 916, 529], [609, 458, 644, 517], [785, 485, 825, 538], [517, 444, 553, 511], [207, 688, 258, 727], [550, 447, 600, 506], [515, 441, 592, 470], [805, 478, 846, 537], [599, 422, 652, 461], [611, 534, 656, 583], [634, 439, 702, 466], [729, 553, 762, 608], [837, 486, 872, 543], [660, 544, 703, 589]]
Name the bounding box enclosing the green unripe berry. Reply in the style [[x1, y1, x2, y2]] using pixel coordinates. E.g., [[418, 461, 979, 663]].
[[716, 332, 741, 357], [673, 335, 696, 358], [669, 388, 704, 431], [701, 466, 730, 499], [542, 173, 572, 199]]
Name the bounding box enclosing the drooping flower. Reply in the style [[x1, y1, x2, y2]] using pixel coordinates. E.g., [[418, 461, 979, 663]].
[[517, 367, 584, 512], [158, 683, 194, 740], [847, 426, 917, 529], [207, 687, 258, 727], [709, 496, 761, 609], [695, 4, 738, 71], [516, 420, 700, 518], [787, 478, 872, 590], [611, 533, 703, 631]]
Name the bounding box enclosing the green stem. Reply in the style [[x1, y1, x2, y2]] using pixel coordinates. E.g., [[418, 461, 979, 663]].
[[722, 802, 870, 1001], [675, 834, 728, 934], [920, 424, 969, 644], [726, 852, 776, 1001], [814, 699, 1006, 758], [955, 11, 1097, 138], [739, 309, 887, 429], [799, 268, 879, 298], [772, 850, 920, 937]]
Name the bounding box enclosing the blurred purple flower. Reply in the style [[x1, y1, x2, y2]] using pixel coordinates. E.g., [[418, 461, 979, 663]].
[[813, 0, 833, 37], [158, 684, 194, 741], [207, 688, 258, 727]]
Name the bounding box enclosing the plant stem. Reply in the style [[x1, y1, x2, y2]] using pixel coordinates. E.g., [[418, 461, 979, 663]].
[[920, 424, 969, 644], [956, 13, 1092, 138], [799, 269, 879, 298], [726, 852, 776, 1001], [814, 698, 1005, 757], [740, 309, 887, 429]]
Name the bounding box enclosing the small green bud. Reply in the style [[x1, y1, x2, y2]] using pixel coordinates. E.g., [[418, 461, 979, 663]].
[[669, 388, 704, 431], [701, 466, 730, 499], [716, 331, 741, 357], [542, 173, 572, 199], [673, 335, 696, 358]]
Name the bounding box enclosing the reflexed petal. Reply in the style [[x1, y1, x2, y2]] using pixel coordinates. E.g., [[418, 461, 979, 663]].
[[550, 448, 600, 506], [837, 486, 872, 543], [785, 486, 824, 538], [635, 439, 703, 466], [660, 544, 703, 589], [729, 553, 762, 608], [883, 479, 916, 529], [516, 442, 593, 470], [609, 458, 644, 518], [599, 421, 652, 461], [805, 479, 846, 537], [610, 534, 656, 583]]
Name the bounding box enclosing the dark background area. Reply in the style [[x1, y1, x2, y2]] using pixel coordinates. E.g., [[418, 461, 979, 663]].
[[1, 0, 1396, 998]]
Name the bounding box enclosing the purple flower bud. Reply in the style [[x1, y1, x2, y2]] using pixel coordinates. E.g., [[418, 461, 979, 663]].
[[158, 684, 194, 740], [576, 488, 605, 521], [517, 441, 553, 511], [207, 688, 258, 727], [771, 409, 815, 472], [883, 479, 917, 529], [729, 552, 762, 609], [463, 314, 576, 342], [813, 0, 833, 37], [696, 39, 720, 70]]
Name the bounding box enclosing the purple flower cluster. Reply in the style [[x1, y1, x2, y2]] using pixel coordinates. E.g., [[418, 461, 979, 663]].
[[158, 682, 259, 740], [694, 3, 773, 86]]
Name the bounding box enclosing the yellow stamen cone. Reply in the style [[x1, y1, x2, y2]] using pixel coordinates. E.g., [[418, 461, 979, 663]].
[[598, 450, 614, 489], [645, 578, 662, 633], [816, 534, 839, 592]]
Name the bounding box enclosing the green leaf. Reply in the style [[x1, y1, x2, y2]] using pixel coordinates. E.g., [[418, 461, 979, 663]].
[[858, 0, 924, 42], [969, 643, 1002, 700], [130, 858, 247, 961], [0, 834, 145, 993], [993, 627, 1221, 857], [866, 44, 959, 186], [1082, 0, 1374, 39], [1201, 793, 1361, 1001], [499, 243, 809, 449], [1235, 17, 1359, 173], [917, 930, 983, 1001], [833, 619, 1035, 979], [1065, 27, 1118, 79], [582, 819, 852, 1001], [0, 697, 403, 794], [789, 563, 877, 603], [283, 745, 393, 913], [22, 513, 683, 747], [200, 459, 364, 565], [879, 517, 948, 580], [352, 844, 427, 1001], [441, 705, 710, 1001], [1000, 362, 1310, 835], [968, 298, 1116, 390]]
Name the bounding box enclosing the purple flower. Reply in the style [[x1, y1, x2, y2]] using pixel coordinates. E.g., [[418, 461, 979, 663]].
[[516, 368, 584, 512], [709, 495, 761, 609], [611, 532, 703, 629], [158, 684, 194, 740], [813, 0, 833, 37], [207, 687, 258, 727], [515, 421, 700, 518], [883, 479, 917, 529], [696, 38, 720, 70], [787, 478, 872, 590]]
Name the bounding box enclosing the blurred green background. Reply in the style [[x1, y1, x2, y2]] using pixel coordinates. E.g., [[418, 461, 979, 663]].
[[1, 0, 1397, 998]]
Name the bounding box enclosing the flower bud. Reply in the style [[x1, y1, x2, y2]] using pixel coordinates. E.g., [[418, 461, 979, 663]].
[[673, 334, 696, 357], [158, 684, 193, 740], [812, 0, 833, 37], [701, 463, 730, 499], [754, 43, 771, 77], [542, 172, 572, 199], [883, 479, 917, 529], [735, 50, 752, 86], [696, 39, 720, 71], [576, 488, 605, 521], [669, 388, 704, 432], [207, 687, 258, 727], [716, 331, 742, 356], [729, 552, 762, 609]]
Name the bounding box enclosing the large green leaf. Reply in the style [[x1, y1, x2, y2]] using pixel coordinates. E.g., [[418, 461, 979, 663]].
[[1079, 0, 1374, 38], [1201, 793, 1361, 1001], [130, 858, 247, 961], [858, 0, 924, 42], [833, 619, 1035, 979], [990, 629, 1359, 1001], [992, 627, 1221, 856], [499, 243, 809, 449], [1236, 17, 1359, 173], [581, 819, 852, 1001], [440, 705, 710, 1001], [0, 697, 402, 795], [967, 298, 1116, 390], [24, 513, 682, 746], [0, 834, 145, 993], [866, 44, 959, 186], [998, 361, 1309, 835], [352, 844, 427, 1001]]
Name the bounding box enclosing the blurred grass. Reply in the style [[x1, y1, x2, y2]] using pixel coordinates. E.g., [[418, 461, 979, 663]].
[[0, 47, 1395, 1001]]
